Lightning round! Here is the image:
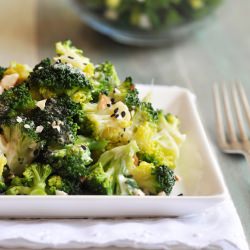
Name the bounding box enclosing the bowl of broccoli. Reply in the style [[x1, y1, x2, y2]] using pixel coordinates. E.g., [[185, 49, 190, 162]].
[[71, 0, 222, 46], [0, 41, 185, 196]]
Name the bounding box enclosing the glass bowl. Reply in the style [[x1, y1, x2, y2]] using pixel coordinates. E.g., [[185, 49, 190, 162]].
[[71, 0, 222, 46]]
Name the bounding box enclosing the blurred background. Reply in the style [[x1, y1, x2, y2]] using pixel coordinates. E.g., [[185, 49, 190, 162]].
[[0, 0, 250, 245]]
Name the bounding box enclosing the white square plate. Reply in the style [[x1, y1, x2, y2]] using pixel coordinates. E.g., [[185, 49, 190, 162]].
[[0, 85, 227, 218]]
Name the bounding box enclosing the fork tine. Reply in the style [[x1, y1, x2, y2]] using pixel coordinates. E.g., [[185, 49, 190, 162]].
[[236, 82, 250, 128], [222, 84, 238, 143], [232, 83, 248, 141], [213, 84, 227, 147]]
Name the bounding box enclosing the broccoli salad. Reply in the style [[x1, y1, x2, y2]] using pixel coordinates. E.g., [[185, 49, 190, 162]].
[[0, 41, 185, 196], [80, 0, 222, 30]]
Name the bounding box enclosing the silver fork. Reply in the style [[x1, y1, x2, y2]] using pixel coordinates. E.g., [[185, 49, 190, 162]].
[[213, 82, 250, 164]]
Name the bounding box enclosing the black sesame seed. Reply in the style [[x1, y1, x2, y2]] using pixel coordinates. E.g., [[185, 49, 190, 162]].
[[107, 103, 111, 107], [115, 114, 119, 118], [121, 111, 126, 117], [114, 108, 119, 113], [123, 128, 126, 131], [81, 145, 87, 150], [111, 114, 115, 118], [178, 193, 183, 196], [111, 98, 115, 104], [68, 56, 74, 59]]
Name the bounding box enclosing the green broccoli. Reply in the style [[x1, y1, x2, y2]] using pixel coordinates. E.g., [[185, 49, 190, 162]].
[[30, 97, 81, 146], [83, 95, 132, 145], [132, 101, 160, 126], [130, 161, 176, 195], [84, 140, 144, 195], [110, 77, 140, 109], [43, 142, 92, 179], [0, 117, 43, 175], [90, 61, 120, 102], [28, 58, 92, 102], [6, 163, 52, 195], [76, 136, 108, 151], [0, 154, 7, 192], [0, 83, 35, 119], [54, 40, 91, 71], [47, 175, 83, 195], [133, 112, 186, 169]]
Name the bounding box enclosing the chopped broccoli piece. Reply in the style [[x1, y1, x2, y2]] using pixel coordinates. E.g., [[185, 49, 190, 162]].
[[0, 154, 7, 192], [0, 83, 35, 119], [30, 97, 81, 146], [84, 140, 144, 195], [54, 40, 90, 71], [130, 161, 175, 195], [47, 175, 82, 195], [132, 102, 160, 126], [76, 136, 108, 151], [84, 162, 113, 195], [133, 112, 185, 169], [28, 58, 92, 101], [0, 117, 43, 175], [90, 61, 120, 102], [4, 62, 32, 83], [43, 142, 92, 179], [83, 95, 132, 145], [47, 175, 83, 195], [111, 77, 140, 109], [6, 163, 52, 195], [47, 175, 62, 194]]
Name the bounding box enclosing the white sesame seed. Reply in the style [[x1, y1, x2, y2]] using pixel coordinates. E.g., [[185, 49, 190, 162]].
[[114, 88, 121, 94], [35, 125, 44, 133], [36, 99, 47, 110], [16, 116, 23, 123], [24, 124, 31, 129]]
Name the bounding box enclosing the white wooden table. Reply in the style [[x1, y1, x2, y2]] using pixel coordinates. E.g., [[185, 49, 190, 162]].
[[0, 0, 250, 248]]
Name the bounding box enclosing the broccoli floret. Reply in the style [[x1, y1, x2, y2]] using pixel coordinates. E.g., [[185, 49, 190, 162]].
[[84, 140, 144, 195], [76, 136, 108, 151], [111, 77, 140, 109], [47, 175, 62, 194], [84, 162, 113, 195], [90, 61, 120, 102], [0, 83, 35, 119], [28, 58, 92, 101], [54, 40, 90, 71], [133, 112, 185, 169], [43, 142, 92, 179], [30, 97, 81, 146], [83, 95, 132, 144], [47, 175, 82, 195], [130, 161, 176, 195], [0, 117, 43, 175], [6, 163, 52, 195], [4, 62, 32, 83], [0, 154, 7, 192], [132, 102, 160, 125], [0, 66, 6, 80]]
